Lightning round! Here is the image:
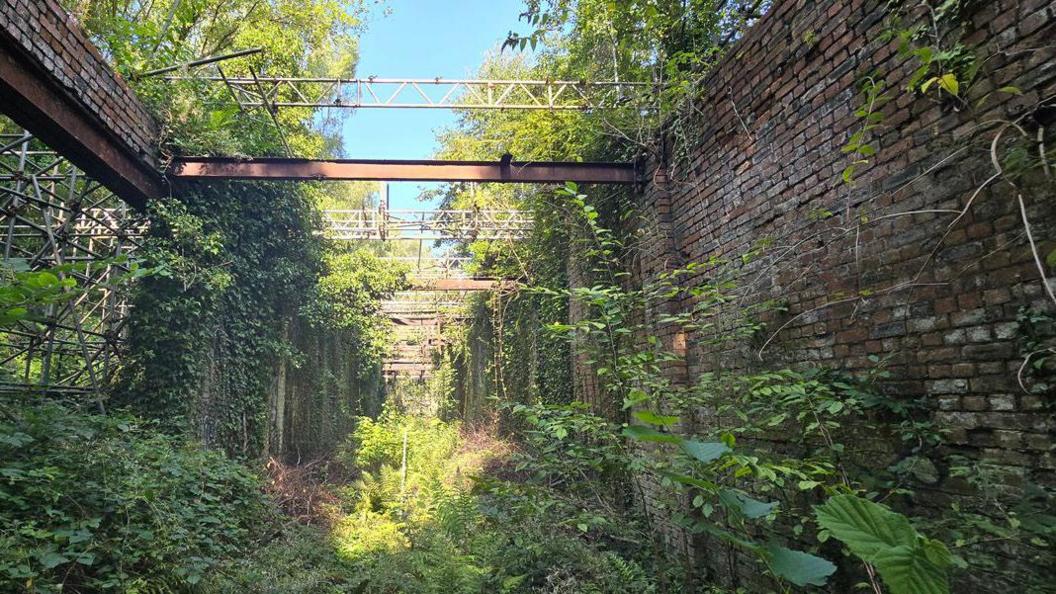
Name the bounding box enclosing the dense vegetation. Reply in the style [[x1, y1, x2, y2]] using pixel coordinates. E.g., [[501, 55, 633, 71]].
[[425, 1, 1055, 592], [1, 0, 1053, 593], [3, 0, 409, 589], [0, 401, 271, 591]]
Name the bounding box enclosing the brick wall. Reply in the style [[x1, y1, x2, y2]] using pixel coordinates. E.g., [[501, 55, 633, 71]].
[[625, 0, 1055, 588], [0, 0, 158, 169]]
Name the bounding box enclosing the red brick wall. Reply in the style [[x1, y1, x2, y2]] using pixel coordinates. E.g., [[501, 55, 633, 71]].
[[627, 0, 1055, 587], [0, 0, 158, 168]]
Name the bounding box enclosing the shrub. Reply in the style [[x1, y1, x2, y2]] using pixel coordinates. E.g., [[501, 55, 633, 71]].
[[0, 399, 272, 592]]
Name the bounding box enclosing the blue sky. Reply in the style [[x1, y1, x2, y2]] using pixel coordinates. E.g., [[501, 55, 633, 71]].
[[345, 0, 529, 209]]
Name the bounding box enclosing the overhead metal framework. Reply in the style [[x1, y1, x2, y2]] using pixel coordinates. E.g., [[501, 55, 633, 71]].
[[408, 278, 507, 291], [322, 209, 532, 241], [381, 256, 473, 279], [170, 157, 639, 185], [0, 129, 147, 395], [166, 76, 657, 111]]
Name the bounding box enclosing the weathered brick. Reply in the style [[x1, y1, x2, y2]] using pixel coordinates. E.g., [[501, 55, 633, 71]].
[[0, 0, 158, 168], [621, 0, 1055, 585]]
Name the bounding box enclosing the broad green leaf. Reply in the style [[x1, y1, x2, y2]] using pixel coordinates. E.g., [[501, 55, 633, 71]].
[[871, 545, 949, 594], [632, 410, 680, 427], [659, 470, 718, 491], [680, 440, 730, 463], [814, 494, 916, 558], [37, 551, 69, 569], [815, 495, 951, 594], [921, 538, 951, 568], [764, 542, 836, 587], [842, 165, 856, 184], [622, 425, 682, 444], [938, 73, 959, 96], [1046, 247, 1056, 268]]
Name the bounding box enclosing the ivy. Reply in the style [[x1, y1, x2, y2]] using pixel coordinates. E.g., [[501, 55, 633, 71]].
[[117, 182, 320, 455]]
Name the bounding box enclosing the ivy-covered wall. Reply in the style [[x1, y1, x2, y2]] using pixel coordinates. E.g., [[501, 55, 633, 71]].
[[116, 181, 381, 459], [446, 194, 576, 422], [277, 315, 384, 461]]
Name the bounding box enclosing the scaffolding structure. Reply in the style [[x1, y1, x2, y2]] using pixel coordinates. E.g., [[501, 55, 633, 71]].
[[380, 256, 475, 280], [166, 75, 658, 111], [0, 128, 147, 395], [323, 209, 532, 241]]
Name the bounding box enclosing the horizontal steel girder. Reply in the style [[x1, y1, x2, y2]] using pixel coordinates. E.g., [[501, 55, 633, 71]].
[[169, 157, 639, 184], [407, 278, 509, 291]]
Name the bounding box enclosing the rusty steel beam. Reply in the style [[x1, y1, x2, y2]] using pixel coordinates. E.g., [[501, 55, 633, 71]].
[[169, 157, 639, 184], [0, 40, 165, 207], [408, 278, 510, 291]]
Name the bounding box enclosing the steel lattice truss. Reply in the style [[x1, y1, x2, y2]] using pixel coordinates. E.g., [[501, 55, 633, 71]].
[[168, 76, 657, 111], [323, 209, 532, 241], [0, 129, 147, 395], [380, 300, 467, 315], [381, 256, 474, 280]]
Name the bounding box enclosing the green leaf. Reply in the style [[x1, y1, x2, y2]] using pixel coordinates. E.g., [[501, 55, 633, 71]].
[[660, 470, 718, 491], [815, 495, 951, 594], [842, 165, 856, 184], [622, 425, 682, 444], [680, 440, 730, 463], [815, 495, 916, 557], [765, 542, 836, 587], [921, 538, 951, 568], [720, 489, 778, 519], [37, 551, 69, 569], [632, 410, 680, 427], [871, 545, 949, 594], [1045, 247, 1056, 268], [938, 73, 959, 96]]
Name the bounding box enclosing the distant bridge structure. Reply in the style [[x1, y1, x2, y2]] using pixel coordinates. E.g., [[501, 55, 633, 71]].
[[322, 209, 532, 242]]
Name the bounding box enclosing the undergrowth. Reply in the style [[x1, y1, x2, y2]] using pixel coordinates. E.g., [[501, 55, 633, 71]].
[[0, 398, 273, 592], [328, 407, 676, 594]]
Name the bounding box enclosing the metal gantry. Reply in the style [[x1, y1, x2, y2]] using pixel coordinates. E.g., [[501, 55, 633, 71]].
[[380, 256, 474, 280], [166, 76, 658, 111], [323, 209, 532, 241], [380, 293, 470, 381], [0, 128, 147, 395]]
